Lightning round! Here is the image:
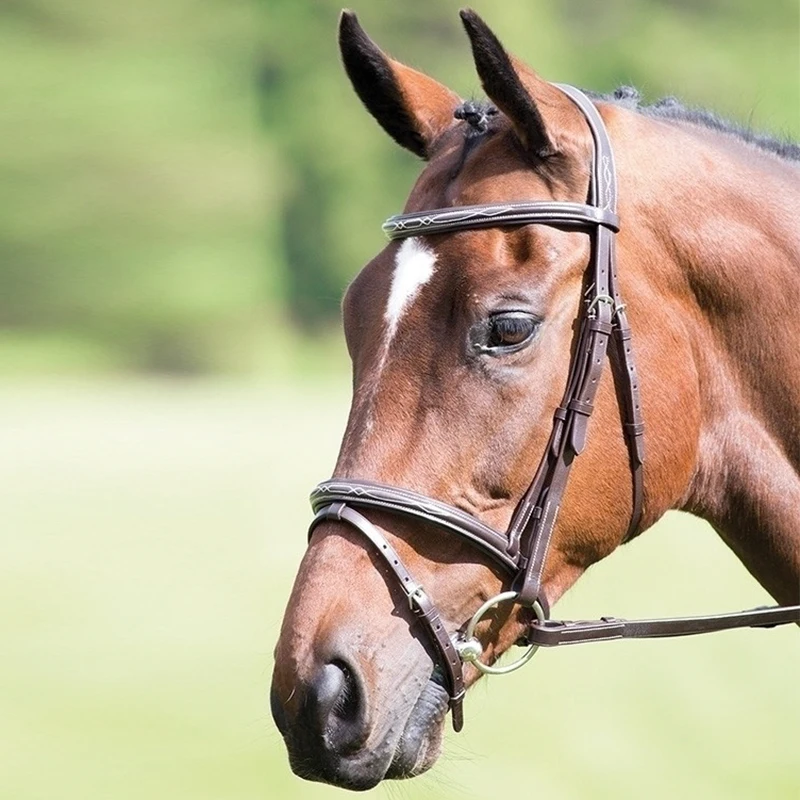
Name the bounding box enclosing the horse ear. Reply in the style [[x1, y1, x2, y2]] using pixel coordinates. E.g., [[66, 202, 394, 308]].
[[460, 9, 561, 160], [339, 10, 461, 160]]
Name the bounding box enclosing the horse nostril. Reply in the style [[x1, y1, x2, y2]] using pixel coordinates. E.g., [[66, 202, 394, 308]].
[[311, 659, 366, 755], [312, 662, 347, 729]]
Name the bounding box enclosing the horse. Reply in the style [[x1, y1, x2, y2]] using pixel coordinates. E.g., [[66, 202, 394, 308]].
[[270, 9, 800, 791]]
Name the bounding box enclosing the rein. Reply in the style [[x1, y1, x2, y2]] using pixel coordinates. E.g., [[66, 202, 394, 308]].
[[308, 85, 800, 733]]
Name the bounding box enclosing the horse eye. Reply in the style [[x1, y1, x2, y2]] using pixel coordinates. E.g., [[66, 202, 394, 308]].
[[485, 312, 539, 352]]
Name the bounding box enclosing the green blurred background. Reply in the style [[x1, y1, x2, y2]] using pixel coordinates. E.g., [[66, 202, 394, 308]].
[[1, 1, 798, 798]]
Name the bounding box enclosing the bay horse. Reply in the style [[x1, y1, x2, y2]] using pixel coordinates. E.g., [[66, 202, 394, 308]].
[[271, 9, 800, 791]]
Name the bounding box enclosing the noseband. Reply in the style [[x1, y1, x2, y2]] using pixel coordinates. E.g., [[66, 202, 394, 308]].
[[307, 85, 800, 732]]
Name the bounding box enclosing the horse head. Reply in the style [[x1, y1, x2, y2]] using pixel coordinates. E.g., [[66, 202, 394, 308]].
[[270, 8, 800, 791]]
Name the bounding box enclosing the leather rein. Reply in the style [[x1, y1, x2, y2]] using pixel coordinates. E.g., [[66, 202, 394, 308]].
[[307, 85, 800, 733]]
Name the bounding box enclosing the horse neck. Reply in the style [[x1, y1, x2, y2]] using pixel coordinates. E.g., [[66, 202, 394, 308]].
[[618, 113, 800, 604]]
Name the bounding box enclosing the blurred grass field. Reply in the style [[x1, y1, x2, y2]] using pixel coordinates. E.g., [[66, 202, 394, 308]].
[[2, 1, 798, 797], [1, 378, 798, 800]]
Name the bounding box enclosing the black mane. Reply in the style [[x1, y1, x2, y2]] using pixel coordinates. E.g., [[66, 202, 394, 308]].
[[455, 89, 800, 163], [603, 85, 800, 162]]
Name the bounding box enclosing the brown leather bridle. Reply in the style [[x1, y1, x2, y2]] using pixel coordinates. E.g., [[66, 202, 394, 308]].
[[307, 85, 800, 733]]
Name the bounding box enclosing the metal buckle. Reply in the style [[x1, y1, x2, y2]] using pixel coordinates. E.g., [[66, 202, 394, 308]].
[[585, 294, 614, 319], [408, 584, 426, 610], [454, 591, 546, 675]]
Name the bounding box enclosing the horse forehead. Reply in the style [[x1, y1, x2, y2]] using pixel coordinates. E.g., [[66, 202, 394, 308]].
[[406, 128, 533, 208], [379, 230, 540, 307], [386, 233, 509, 301], [385, 238, 438, 333]]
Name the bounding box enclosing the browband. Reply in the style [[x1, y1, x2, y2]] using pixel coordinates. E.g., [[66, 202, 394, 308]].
[[383, 201, 620, 240]]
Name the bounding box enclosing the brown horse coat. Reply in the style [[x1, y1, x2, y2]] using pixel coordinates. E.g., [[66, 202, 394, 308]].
[[271, 9, 800, 791]]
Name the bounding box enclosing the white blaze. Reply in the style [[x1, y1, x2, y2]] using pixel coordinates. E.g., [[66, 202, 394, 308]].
[[348, 237, 437, 442], [384, 237, 437, 343]]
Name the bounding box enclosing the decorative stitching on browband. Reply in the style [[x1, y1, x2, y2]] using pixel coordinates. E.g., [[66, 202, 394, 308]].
[[383, 202, 620, 240]]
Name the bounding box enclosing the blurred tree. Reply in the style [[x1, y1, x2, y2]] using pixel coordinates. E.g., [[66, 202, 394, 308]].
[[0, 0, 797, 372]]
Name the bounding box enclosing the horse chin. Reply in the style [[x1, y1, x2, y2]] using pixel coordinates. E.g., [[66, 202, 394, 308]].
[[385, 674, 449, 780]]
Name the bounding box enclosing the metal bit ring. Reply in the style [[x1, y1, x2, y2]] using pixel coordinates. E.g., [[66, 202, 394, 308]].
[[455, 591, 546, 675]]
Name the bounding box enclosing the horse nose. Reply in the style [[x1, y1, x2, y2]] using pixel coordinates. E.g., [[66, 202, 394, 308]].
[[271, 653, 392, 789], [310, 659, 366, 755], [271, 656, 369, 771]]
